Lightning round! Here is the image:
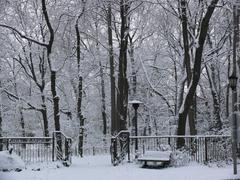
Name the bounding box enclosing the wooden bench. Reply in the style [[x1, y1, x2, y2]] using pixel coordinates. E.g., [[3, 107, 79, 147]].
[[138, 151, 172, 168]]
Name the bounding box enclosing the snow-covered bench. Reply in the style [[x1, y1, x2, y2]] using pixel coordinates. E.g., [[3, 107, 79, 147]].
[[138, 151, 172, 167]]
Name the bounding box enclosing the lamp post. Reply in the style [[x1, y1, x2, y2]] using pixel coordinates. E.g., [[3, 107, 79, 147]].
[[129, 100, 142, 158], [229, 74, 238, 175]]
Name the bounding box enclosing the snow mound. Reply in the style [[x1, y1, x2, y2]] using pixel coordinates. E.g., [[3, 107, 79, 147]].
[[0, 150, 25, 171], [170, 149, 190, 167]]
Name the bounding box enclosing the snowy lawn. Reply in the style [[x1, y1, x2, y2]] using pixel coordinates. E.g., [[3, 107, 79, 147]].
[[0, 155, 239, 180]]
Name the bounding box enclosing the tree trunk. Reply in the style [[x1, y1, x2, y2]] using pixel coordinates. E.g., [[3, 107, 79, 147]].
[[0, 109, 2, 151], [226, 51, 231, 118], [206, 65, 222, 131], [99, 61, 107, 135], [179, 0, 197, 136], [180, 0, 191, 84], [42, 0, 60, 131], [76, 31, 83, 154], [13, 71, 25, 137], [75, 2, 86, 156], [188, 94, 197, 135], [116, 0, 130, 131], [205, 35, 222, 131], [41, 94, 49, 137], [0, 80, 2, 150], [107, 3, 117, 135], [129, 36, 137, 96], [39, 26, 49, 137], [177, 0, 219, 148], [174, 61, 178, 116]]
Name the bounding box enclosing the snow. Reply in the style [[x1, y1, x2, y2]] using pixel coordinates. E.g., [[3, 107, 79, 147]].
[[0, 155, 239, 180], [0, 151, 25, 171], [138, 151, 171, 161], [128, 100, 143, 104]]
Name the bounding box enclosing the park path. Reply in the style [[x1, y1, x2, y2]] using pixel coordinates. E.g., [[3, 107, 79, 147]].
[[0, 155, 238, 180]]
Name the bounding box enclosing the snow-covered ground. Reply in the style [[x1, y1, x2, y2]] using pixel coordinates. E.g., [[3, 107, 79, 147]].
[[0, 151, 25, 172], [0, 155, 239, 180]]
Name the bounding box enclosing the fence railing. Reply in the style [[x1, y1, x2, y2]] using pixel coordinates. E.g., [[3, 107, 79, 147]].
[[130, 135, 231, 163], [110, 131, 232, 165], [0, 137, 52, 163], [0, 131, 72, 165]]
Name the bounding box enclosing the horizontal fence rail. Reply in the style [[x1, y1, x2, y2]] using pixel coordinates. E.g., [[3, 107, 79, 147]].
[[0, 137, 52, 163], [0, 131, 72, 165], [129, 135, 232, 164]]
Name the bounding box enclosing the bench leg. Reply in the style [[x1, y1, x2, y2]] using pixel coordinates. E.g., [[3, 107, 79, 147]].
[[163, 161, 170, 168], [142, 161, 147, 168]]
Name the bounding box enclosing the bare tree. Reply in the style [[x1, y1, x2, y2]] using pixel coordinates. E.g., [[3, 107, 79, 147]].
[[177, 0, 219, 147]]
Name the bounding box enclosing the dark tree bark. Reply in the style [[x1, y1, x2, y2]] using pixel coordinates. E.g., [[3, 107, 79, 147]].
[[107, 3, 117, 135], [39, 26, 49, 137], [0, 109, 2, 151], [180, 0, 191, 84], [188, 95, 197, 135], [42, 0, 60, 131], [75, 2, 85, 157], [0, 81, 3, 150], [129, 36, 137, 96], [179, 0, 197, 136], [99, 61, 107, 135], [177, 0, 219, 148], [12, 61, 26, 137], [226, 48, 231, 118], [116, 0, 130, 131], [173, 61, 178, 116], [205, 65, 222, 131]]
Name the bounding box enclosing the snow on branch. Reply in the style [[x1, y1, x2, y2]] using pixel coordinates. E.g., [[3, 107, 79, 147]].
[[140, 57, 174, 116], [0, 24, 48, 47], [3, 90, 43, 112]]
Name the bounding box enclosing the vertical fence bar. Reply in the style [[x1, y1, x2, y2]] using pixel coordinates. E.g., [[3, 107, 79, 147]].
[[52, 134, 55, 162], [127, 135, 130, 162], [205, 137, 208, 163], [128, 135, 231, 164]]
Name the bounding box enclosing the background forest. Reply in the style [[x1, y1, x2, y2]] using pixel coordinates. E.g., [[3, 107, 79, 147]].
[[0, 0, 234, 150]]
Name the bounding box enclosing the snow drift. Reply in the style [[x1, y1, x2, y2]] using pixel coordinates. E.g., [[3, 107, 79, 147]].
[[0, 150, 25, 171]]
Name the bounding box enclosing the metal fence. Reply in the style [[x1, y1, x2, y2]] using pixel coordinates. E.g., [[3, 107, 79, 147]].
[[0, 137, 52, 163], [130, 135, 231, 163], [110, 131, 232, 165], [0, 131, 72, 165]]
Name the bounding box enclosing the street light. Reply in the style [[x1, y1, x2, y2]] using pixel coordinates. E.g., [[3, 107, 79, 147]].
[[129, 100, 143, 158], [229, 74, 238, 175], [229, 75, 238, 90]]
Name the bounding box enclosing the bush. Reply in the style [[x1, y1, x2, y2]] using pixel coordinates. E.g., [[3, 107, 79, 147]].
[[170, 148, 190, 167]]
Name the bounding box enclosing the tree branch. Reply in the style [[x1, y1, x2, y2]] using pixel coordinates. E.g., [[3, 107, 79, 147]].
[[3, 90, 42, 112], [0, 24, 48, 47]]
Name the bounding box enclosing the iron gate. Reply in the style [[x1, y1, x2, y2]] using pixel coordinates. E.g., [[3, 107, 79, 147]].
[[0, 131, 72, 165]]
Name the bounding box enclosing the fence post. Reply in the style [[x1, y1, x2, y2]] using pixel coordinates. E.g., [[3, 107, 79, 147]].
[[6, 139, 9, 150], [0, 138, 2, 151], [65, 138, 68, 160], [79, 127, 84, 157], [205, 137, 208, 163], [52, 133, 55, 162], [93, 146, 95, 156], [127, 134, 130, 162], [110, 137, 117, 166]]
